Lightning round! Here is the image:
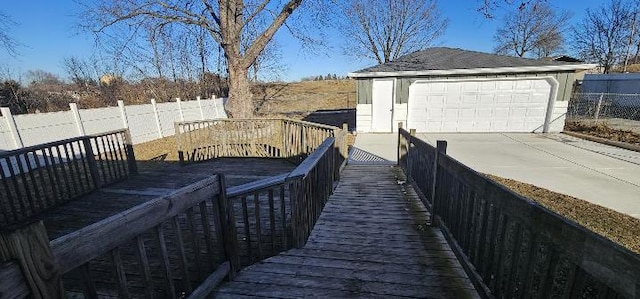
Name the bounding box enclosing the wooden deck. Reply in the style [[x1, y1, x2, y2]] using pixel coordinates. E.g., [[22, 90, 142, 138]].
[[40, 158, 296, 241], [214, 165, 480, 298]]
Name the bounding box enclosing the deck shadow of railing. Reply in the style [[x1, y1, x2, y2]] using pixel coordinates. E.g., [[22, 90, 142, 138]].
[[0, 119, 347, 298], [398, 127, 640, 299]]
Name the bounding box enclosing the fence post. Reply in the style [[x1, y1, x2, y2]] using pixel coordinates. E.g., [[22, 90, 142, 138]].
[[214, 174, 240, 279], [595, 93, 604, 123], [117, 100, 129, 129], [150, 99, 163, 138], [211, 95, 220, 118], [123, 130, 138, 175], [176, 98, 185, 122], [69, 103, 86, 136], [197, 96, 205, 120], [432, 140, 447, 225], [1, 107, 23, 149], [0, 221, 65, 298]]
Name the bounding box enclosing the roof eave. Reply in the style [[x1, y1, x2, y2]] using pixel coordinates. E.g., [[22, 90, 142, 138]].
[[347, 64, 598, 78]]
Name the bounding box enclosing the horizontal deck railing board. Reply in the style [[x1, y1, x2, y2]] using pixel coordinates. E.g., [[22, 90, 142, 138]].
[[398, 127, 640, 299]]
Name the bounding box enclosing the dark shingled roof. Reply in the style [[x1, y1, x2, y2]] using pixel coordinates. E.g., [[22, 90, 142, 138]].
[[353, 47, 581, 73]]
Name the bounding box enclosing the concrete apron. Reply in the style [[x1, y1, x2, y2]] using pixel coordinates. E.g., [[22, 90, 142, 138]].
[[353, 132, 640, 219]]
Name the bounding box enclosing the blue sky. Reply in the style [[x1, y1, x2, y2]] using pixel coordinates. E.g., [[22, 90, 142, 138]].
[[0, 0, 604, 82]]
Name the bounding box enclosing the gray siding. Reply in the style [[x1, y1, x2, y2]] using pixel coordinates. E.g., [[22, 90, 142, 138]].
[[356, 70, 583, 104]]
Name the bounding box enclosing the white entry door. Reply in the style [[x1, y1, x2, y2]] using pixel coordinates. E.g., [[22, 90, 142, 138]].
[[407, 78, 554, 132], [371, 79, 394, 132]]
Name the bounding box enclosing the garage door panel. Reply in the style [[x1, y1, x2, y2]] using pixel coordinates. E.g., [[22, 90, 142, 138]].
[[515, 80, 532, 89], [459, 108, 475, 118], [407, 78, 552, 133], [498, 81, 515, 90], [527, 107, 545, 117], [513, 93, 531, 103], [496, 94, 512, 104], [494, 107, 510, 118], [444, 108, 459, 118]]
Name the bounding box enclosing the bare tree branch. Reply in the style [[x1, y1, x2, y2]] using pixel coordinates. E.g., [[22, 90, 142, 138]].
[[571, 0, 632, 73], [493, 1, 571, 58], [337, 0, 448, 64], [0, 11, 20, 57]]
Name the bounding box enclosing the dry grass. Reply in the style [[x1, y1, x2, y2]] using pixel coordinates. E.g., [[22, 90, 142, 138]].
[[565, 121, 640, 146], [488, 174, 640, 254], [252, 80, 356, 118]]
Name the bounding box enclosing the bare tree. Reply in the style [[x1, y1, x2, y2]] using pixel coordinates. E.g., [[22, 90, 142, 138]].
[[62, 56, 99, 90], [493, 1, 571, 58], [571, 0, 632, 73], [337, 0, 448, 64], [85, 0, 306, 118]]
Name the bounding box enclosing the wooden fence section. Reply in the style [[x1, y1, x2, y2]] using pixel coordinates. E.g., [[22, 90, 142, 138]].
[[0, 129, 137, 228], [0, 133, 338, 298], [398, 128, 640, 299], [175, 118, 347, 167]]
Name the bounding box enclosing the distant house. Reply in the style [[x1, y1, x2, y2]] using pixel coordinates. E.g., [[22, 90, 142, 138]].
[[348, 47, 595, 133]]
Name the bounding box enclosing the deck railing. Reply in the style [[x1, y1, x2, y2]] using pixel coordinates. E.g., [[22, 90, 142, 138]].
[[0, 129, 137, 227], [175, 118, 347, 164], [1, 126, 339, 298], [398, 128, 640, 299]]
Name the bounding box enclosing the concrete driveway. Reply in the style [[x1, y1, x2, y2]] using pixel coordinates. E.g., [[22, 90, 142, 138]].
[[352, 133, 640, 218]]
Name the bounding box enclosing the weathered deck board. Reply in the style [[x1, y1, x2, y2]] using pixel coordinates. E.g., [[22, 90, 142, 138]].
[[215, 165, 480, 299], [40, 158, 295, 241]]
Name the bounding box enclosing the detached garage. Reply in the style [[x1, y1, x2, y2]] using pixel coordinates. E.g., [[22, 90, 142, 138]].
[[348, 47, 595, 133]]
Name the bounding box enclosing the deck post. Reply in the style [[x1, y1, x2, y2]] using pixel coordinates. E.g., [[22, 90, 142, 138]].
[[397, 123, 403, 164], [123, 130, 138, 175], [0, 221, 65, 298], [407, 129, 416, 180], [214, 174, 240, 279], [432, 140, 447, 225]]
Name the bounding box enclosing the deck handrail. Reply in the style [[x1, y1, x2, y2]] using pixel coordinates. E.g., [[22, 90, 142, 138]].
[[398, 127, 640, 299], [0, 129, 137, 228]]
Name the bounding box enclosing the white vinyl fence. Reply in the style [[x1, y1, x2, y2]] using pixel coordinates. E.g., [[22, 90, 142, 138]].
[[0, 96, 227, 151]]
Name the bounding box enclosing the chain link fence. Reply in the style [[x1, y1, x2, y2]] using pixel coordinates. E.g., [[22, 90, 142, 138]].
[[567, 93, 640, 134]]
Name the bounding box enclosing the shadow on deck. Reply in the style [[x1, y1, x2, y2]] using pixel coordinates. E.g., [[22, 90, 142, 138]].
[[214, 165, 480, 298]]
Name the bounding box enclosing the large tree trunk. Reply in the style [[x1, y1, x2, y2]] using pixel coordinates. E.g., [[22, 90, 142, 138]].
[[225, 65, 254, 118]]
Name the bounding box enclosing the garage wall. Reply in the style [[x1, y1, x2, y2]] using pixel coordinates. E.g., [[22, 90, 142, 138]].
[[356, 70, 584, 105]]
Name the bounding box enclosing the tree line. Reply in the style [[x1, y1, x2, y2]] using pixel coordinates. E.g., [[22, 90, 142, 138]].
[[0, 70, 228, 114]]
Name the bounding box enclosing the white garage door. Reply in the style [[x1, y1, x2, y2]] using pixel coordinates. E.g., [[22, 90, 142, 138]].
[[407, 78, 554, 132]]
